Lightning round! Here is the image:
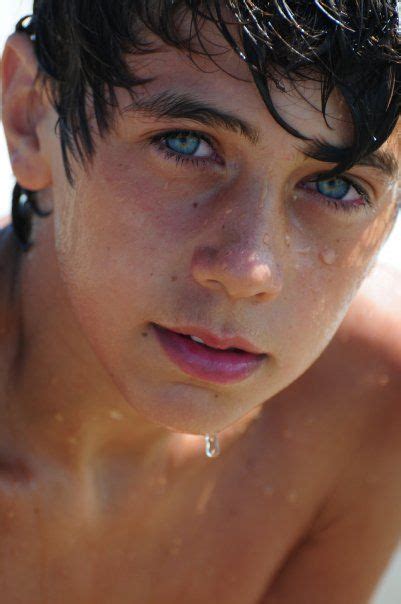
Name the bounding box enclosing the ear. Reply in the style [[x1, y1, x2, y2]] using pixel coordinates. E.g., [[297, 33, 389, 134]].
[[2, 32, 52, 191]]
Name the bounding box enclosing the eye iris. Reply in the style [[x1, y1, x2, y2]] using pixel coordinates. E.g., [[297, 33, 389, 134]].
[[317, 178, 350, 200], [166, 134, 200, 155]]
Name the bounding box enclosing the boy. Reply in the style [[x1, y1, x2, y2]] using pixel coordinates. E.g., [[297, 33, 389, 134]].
[[0, 1, 400, 602]]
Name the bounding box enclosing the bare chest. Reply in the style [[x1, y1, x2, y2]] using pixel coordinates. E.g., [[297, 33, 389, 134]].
[[0, 445, 318, 604]]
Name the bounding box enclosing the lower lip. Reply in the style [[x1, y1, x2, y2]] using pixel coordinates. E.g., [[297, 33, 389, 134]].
[[153, 324, 266, 385]]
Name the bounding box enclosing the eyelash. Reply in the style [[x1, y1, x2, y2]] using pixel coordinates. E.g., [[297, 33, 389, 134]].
[[150, 130, 222, 168], [300, 177, 372, 213]]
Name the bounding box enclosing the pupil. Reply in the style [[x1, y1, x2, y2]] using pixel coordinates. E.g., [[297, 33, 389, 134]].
[[166, 134, 200, 155], [317, 178, 350, 200]]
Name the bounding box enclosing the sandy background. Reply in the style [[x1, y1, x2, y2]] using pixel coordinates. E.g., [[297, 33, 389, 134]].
[[0, 2, 400, 602]]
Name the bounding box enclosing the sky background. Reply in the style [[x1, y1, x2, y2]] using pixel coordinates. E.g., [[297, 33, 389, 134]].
[[0, 2, 400, 602]]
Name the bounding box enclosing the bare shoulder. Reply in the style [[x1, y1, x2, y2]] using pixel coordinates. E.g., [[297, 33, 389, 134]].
[[261, 266, 401, 603]]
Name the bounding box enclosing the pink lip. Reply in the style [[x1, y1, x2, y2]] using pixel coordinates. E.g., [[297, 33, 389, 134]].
[[152, 324, 267, 385]]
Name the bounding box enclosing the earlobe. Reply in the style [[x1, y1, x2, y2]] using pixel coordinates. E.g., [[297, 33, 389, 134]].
[[2, 32, 52, 191]]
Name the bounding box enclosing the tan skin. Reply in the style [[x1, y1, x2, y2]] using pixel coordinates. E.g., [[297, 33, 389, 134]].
[[0, 22, 400, 602]]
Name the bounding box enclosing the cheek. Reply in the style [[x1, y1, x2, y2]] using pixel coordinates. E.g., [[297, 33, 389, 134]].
[[51, 150, 210, 360]]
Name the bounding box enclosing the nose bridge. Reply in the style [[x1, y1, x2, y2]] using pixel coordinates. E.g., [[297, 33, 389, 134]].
[[191, 178, 283, 301]]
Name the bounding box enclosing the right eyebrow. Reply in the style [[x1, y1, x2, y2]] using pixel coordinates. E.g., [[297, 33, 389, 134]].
[[303, 141, 400, 180], [123, 91, 260, 144]]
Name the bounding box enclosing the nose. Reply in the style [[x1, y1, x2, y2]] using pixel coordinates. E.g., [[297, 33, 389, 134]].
[[191, 231, 283, 302]]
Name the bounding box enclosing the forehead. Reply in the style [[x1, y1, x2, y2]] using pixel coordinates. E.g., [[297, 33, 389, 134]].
[[126, 29, 351, 150]]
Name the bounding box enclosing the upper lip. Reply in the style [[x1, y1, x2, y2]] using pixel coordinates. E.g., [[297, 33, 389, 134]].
[[155, 324, 267, 355]]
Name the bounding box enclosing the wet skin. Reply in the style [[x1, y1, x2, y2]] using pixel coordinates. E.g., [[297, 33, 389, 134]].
[[0, 22, 400, 604]]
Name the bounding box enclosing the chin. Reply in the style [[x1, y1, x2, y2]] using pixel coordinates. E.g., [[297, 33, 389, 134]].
[[119, 377, 255, 435]]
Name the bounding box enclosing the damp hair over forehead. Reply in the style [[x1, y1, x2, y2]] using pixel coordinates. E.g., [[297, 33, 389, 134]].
[[12, 0, 401, 248]]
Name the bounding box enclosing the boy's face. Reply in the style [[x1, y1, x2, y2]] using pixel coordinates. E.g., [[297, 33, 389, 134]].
[[39, 25, 398, 435]]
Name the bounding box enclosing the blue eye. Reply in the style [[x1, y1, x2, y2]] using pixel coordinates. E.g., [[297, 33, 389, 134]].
[[165, 133, 201, 155], [316, 178, 350, 199], [300, 175, 371, 211]]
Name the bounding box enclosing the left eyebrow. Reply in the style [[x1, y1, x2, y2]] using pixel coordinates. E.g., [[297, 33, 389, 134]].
[[302, 141, 399, 179], [123, 91, 260, 144]]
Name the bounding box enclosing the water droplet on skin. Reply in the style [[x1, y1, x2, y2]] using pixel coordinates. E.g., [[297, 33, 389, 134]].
[[169, 537, 183, 556], [205, 433, 220, 458], [295, 245, 311, 255], [378, 374, 390, 387], [54, 413, 64, 423], [225, 209, 233, 215], [263, 234, 270, 245], [283, 429, 292, 440], [109, 410, 124, 421], [285, 234, 291, 247], [319, 248, 337, 265], [287, 490, 299, 504]]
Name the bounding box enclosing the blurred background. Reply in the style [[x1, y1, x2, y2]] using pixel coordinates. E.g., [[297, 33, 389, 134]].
[[0, 2, 400, 602]]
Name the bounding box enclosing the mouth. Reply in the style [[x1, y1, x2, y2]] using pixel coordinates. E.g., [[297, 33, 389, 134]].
[[152, 324, 267, 385]]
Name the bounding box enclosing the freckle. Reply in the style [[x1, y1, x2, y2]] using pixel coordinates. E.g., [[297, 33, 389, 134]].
[[150, 273, 154, 277], [214, 394, 219, 398], [142, 332, 148, 337], [222, 224, 226, 230], [264, 485, 275, 496], [365, 474, 379, 485], [287, 490, 299, 504], [193, 203, 198, 208], [319, 248, 337, 265], [171, 275, 178, 282]]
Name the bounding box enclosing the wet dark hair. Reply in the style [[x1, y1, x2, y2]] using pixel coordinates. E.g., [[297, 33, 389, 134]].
[[12, 0, 401, 249]]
